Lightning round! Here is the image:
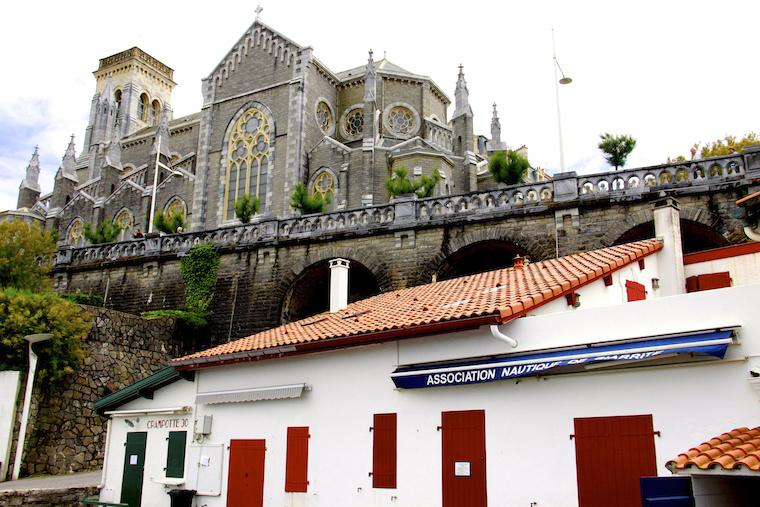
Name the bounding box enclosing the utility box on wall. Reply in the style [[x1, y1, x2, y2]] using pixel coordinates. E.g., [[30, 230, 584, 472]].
[[0, 371, 21, 482]]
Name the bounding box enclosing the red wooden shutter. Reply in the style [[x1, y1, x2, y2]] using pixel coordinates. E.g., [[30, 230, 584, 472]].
[[372, 413, 397, 488], [686, 275, 699, 293], [625, 280, 646, 302], [285, 427, 309, 492], [573, 415, 657, 507], [696, 272, 731, 291]]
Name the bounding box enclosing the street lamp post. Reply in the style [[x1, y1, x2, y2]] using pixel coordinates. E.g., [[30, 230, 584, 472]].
[[552, 28, 573, 172], [147, 136, 184, 234], [12, 333, 53, 480]]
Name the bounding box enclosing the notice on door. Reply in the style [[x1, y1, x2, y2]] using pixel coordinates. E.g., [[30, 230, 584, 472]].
[[454, 461, 471, 477], [129, 454, 138, 465]]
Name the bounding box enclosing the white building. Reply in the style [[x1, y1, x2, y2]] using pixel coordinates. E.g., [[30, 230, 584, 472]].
[[95, 197, 760, 507]]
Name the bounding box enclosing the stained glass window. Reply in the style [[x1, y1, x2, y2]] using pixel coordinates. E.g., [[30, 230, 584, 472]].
[[343, 108, 364, 139], [386, 106, 415, 136], [67, 218, 84, 246], [224, 107, 271, 220], [316, 101, 333, 134]]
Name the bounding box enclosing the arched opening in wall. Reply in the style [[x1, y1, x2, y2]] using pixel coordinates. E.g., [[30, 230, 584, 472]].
[[613, 219, 729, 254], [138, 93, 149, 122], [114, 89, 122, 112], [280, 260, 380, 324], [437, 240, 529, 281], [151, 100, 161, 125]]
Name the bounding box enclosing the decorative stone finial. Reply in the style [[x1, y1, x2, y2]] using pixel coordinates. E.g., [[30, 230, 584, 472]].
[[61, 136, 78, 181], [21, 146, 41, 191], [255, 5, 263, 21]]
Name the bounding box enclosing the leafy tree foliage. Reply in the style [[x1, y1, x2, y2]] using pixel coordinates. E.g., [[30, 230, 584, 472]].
[[83, 220, 122, 244], [699, 132, 760, 158], [598, 133, 637, 170], [0, 288, 91, 383], [153, 209, 186, 234], [290, 182, 331, 214], [234, 193, 260, 223], [0, 220, 55, 290], [385, 167, 441, 198], [488, 150, 530, 185]]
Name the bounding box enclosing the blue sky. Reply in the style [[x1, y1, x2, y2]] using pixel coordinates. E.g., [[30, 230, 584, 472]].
[[1, 0, 759, 211]]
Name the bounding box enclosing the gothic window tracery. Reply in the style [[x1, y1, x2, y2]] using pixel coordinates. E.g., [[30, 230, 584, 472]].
[[315, 101, 334, 135], [383, 103, 419, 139], [310, 170, 336, 202], [164, 197, 187, 219], [342, 108, 364, 139], [224, 107, 271, 220], [66, 218, 84, 247], [114, 208, 134, 241]]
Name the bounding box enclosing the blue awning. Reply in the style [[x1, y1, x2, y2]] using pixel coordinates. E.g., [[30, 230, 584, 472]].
[[391, 330, 734, 389]]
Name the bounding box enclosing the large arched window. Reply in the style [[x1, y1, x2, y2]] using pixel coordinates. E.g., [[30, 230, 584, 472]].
[[114, 208, 134, 241], [223, 107, 272, 221], [138, 93, 149, 122], [150, 100, 161, 125]]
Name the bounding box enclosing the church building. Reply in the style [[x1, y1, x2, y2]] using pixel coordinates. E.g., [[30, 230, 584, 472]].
[[9, 17, 547, 246]]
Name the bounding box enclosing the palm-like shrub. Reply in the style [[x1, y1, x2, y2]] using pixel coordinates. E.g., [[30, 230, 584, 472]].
[[386, 167, 441, 198], [153, 209, 186, 234], [290, 182, 331, 214], [234, 193, 261, 223], [598, 133, 637, 170], [488, 150, 529, 185], [83, 220, 122, 244]]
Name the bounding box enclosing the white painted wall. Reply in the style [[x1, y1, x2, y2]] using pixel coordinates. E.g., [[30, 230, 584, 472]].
[[100, 283, 760, 507], [685, 251, 760, 286], [0, 371, 20, 482]]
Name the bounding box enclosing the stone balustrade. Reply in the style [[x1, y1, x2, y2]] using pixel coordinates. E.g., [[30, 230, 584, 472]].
[[55, 153, 756, 268], [424, 119, 454, 153]]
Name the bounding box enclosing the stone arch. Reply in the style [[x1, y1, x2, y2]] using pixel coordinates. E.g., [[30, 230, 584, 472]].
[[603, 207, 730, 253], [307, 167, 339, 210], [163, 195, 187, 217], [113, 207, 134, 241], [418, 226, 552, 284], [65, 217, 86, 247], [218, 100, 276, 223], [275, 247, 391, 324]]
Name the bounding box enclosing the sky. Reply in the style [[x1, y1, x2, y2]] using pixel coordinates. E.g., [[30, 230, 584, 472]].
[[1, 0, 758, 211]]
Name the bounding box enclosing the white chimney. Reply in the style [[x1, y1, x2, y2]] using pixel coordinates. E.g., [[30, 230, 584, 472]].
[[653, 197, 686, 296], [329, 258, 350, 312]]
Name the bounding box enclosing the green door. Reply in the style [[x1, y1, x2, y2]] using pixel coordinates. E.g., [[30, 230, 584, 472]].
[[120, 432, 147, 507]]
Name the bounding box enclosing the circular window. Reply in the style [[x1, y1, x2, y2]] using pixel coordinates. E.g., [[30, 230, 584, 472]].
[[315, 101, 334, 135], [383, 103, 419, 139], [342, 107, 364, 140]]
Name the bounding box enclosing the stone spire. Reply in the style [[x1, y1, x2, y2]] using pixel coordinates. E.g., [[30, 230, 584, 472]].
[[491, 103, 501, 144], [104, 119, 122, 169], [453, 64, 472, 119], [363, 49, 377, 102], [20, 146, 41, 192], [60, 135, 78, 181]]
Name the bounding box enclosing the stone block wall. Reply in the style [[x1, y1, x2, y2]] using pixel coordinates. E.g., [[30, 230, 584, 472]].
[[0, 486, 97, 506], [6, 307, 180, 478]]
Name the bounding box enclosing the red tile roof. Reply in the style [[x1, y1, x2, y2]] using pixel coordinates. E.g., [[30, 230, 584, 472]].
[[173, 239, 661, 368], [667, 427, 760, 473]]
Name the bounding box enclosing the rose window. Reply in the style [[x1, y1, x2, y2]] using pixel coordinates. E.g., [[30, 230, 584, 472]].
[[343, 109, 364, 138], [316, 102, 333, 134], [386, 106, 415, 136]]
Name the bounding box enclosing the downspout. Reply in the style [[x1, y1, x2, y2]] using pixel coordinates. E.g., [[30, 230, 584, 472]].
[[490, 324, 518, 348]]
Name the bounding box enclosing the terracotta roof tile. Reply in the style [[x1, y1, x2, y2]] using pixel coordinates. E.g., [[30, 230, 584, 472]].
[[667, 427, 760, 472], [174, 239, 661, 367]]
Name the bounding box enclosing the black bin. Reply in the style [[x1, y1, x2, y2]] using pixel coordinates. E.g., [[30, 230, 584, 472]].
[[167, 489, 196, 507]]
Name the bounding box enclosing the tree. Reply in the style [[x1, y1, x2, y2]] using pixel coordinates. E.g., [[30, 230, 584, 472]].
[[700, 132, 760, 158], [83, 220, 122, 244], [0, 220, 55, 290], [598, 133, 637, 170], [153, 209, 186, 234], [234, 193, 260, 223], [385, 167, 441, 198], [488, 150, 530, 185], [290, 182, 331, 214], [0, 288, 91, 383]]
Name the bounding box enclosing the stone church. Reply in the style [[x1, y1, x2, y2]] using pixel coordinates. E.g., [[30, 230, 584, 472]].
[[10, 18, 547, 246]]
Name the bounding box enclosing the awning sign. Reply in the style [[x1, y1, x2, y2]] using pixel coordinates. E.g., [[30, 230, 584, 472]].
[[391, 331, 733, 389]]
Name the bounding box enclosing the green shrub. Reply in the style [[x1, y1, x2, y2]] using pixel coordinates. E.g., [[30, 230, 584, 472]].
[[153, 210, 186, 234], [180, 243, 220, 316], [488, 150, 530, 185], [0, 220, 55, 290], [234, 193, 260, 223], [83, 220, 122, 244], [290, 182, 331, 214], [60, 292, 104, 307], [0, 288, 91, 384], [385, 166, 441, 198]]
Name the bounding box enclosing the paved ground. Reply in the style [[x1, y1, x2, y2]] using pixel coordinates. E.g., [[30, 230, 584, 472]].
[[0, 470, 101, 491]]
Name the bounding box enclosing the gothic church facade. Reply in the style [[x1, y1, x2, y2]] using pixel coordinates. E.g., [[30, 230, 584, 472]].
[[11, 19, 545, 246]]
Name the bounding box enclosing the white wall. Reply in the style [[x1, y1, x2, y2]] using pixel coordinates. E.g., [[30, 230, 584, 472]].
[[100, 283, 760, 507], [685, 251, 760, 286], [0, 371, 20, 482]]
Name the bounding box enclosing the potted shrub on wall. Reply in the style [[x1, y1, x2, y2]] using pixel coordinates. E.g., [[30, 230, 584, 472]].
[[234, 193, 260, 223], [488, 150, 530, 186], [83, 220, 123, 245], [290, 182, 331, 215], [386, 166, 441, 200], [153, 209, 186, 234]]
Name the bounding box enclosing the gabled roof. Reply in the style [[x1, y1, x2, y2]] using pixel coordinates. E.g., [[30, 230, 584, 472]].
[[667, 427, 760, 473], [94, 367, 194, 415], [337, 58, 421, 81], [173, 239, 662, 369]]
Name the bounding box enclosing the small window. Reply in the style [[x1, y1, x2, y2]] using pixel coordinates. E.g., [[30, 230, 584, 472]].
[[151, 100, 161, 126], [165, 431, 187, 478], [372, 413, 397, 488], [285, 427, 309, 492], [138, 93, 149, 122]]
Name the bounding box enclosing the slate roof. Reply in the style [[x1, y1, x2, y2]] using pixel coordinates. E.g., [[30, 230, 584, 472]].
[[173, 239, 661, 368], [336, 58, 426, 81], [667, 427, 760, 473]]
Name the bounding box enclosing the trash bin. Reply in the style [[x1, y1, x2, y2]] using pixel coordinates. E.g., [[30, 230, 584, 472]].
[[167, 489, 196, 507]]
